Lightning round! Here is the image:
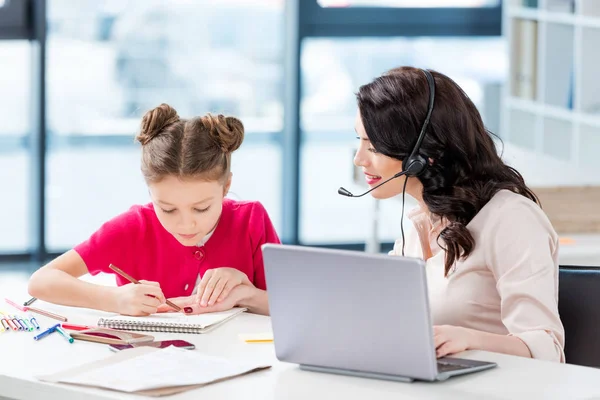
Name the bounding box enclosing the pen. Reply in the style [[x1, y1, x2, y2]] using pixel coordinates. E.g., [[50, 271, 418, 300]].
[[55, 326, 74, 343], [61, 323, 93, 331], [108, 264, 182, 312], [23, 297, 37, 306], [33, 323, 60, 341]]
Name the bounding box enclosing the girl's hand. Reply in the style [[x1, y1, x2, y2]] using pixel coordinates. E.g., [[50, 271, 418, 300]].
[[160, 284, 252, 315], [195, 268, 252, 307], [433, 325, 477, 358], [113, 280, 165, 316]]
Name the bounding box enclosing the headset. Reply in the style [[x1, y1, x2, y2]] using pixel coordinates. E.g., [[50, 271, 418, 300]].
[[338, 68, 435, 197], [401, 68, 435, 178], [338, 68, 436, 255]]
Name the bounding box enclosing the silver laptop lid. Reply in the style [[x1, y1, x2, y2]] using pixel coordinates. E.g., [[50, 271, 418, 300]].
[[263, 244, 439, 381]]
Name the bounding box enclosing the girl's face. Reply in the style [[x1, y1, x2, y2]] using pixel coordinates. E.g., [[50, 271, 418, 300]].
[[148, 174, 231, 246]]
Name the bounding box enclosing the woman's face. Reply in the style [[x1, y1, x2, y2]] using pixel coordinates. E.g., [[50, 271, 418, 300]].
[[353, 110, 421, 200]]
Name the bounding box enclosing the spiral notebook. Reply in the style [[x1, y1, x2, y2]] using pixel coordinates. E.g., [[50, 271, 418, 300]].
[[97, 308, 247, 334]]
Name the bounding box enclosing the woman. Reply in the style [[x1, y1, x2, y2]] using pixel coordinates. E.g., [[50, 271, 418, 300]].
[[353, 67, 564, 362]]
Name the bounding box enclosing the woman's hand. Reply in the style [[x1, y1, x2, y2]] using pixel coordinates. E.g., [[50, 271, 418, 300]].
[[195, 268, 253, 307], [113, 280, 166, 316], [433, 325, 477, 358], [161, 284, 253, 315]]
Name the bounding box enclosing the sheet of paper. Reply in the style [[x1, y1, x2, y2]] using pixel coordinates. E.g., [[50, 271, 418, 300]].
[[102, 307, 245, 328], [58, 346, 266, 392]]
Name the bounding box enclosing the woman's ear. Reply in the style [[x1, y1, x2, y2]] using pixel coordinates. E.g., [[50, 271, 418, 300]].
[[223, 172, 233, 196]]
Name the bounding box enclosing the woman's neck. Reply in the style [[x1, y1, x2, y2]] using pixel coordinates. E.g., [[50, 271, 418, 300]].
[[406, 177, 425, 206]]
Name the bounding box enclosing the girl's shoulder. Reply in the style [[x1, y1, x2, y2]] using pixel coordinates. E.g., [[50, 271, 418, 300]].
[[98, 203, 160, 235], [220, 198, 278, 238], [115, 202, 156, 221], [223, 198, 270, 217]]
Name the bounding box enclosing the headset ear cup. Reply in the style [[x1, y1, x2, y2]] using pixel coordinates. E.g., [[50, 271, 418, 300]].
[[403, 154, 427, 177]]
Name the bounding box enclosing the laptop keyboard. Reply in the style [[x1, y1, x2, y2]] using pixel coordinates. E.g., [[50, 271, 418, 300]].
[[437, 361, 470, 373]]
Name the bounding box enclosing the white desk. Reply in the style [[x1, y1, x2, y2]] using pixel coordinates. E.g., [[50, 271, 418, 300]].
[[2, 301, 600, 400]]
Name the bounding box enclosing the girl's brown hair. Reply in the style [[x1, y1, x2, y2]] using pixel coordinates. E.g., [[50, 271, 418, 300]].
[[135, 103, 244, 183]]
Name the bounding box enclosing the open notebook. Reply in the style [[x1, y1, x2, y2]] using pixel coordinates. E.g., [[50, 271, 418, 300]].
[[97, 308, 246, 334]]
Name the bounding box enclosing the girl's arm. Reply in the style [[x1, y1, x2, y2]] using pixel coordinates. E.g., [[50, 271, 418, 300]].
[[237, 286, 269, 316], [28, 250, 165, 315], [28, 250, 120, 312]]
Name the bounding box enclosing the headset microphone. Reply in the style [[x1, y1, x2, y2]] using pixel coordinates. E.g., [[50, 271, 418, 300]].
[[337, 170, 407, 198]]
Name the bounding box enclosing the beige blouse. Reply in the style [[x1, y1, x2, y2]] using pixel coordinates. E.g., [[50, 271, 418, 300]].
[[389, 189, 565, 362]]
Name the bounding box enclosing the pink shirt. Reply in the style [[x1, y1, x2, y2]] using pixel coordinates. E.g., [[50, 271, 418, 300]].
[[74, 199, 281, 298], [390, 190, 565, 362]]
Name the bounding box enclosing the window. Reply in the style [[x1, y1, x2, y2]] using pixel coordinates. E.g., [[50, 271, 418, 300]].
[[0, 42, 31, 252], [318, 0, 500, 7], [46, 0, 284, 250], [299, 37, 506, 244]]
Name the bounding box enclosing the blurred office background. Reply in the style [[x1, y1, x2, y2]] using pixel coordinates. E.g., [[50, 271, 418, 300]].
[[0, 0, 598, 273]]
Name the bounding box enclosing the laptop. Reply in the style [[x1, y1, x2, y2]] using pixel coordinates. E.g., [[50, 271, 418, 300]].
[[262, 244, 497, 382]]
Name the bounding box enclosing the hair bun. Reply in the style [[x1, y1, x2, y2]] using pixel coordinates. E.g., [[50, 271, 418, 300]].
[[136, 103, 180, 145], [203, 114, 244, 153]]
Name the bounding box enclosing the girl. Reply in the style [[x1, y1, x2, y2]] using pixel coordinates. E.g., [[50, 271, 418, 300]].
[[352, 67, 564, 362], [28, 103, 279, 316]]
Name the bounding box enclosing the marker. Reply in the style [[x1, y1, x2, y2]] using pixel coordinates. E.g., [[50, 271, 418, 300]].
[[55, 326, 74, 343], [29, 317, 40, 330], [3, 316, 18, 331], [0, 320, 5, 333], [19, 318, 33, 332], [33, 323, 60, 341], [0, 313, 9, 332], [11, 316, 24, 331]]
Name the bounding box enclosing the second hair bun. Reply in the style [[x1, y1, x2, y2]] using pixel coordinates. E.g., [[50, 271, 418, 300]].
[[203, 114, 244, 153]]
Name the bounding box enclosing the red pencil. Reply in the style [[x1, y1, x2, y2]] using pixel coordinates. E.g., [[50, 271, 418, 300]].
[[61, 323, 93, 331]]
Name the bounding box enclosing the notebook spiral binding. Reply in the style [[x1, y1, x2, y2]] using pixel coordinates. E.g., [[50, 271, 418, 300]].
[[97, 319, 207, 334]]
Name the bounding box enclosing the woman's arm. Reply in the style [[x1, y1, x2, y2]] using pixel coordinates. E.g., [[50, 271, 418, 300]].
[[484, 198, 565, 362], [28, 250, 120, 312], [470, 329, 531, 357], [433, 324, 532, 358]]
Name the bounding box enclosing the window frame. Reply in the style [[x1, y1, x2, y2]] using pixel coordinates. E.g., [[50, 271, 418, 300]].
[[0, 0, 501, 264], [282, 0, 502, 247]]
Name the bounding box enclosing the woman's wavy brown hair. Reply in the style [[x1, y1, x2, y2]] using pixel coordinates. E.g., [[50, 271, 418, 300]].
[[357, 67, 539, 276]]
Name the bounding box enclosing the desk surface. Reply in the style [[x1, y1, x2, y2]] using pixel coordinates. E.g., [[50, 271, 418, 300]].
[[2, 301, 600, 400]]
